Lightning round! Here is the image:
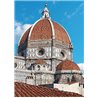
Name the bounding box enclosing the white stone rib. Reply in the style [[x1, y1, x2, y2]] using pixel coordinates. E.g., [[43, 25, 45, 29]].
[[52, 20, 72, 47], [28, 18, 43, 40], [48, 18, 55, 39]]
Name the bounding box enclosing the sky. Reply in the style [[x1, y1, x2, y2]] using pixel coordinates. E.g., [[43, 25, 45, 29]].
[[14, 0, 84, 64]]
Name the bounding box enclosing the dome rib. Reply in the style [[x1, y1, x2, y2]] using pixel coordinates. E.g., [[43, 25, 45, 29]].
[[29, 19, 52, 40], [48, 18, 55, 39], [28, 18, 42, 40], [52, 21, 71, 44]]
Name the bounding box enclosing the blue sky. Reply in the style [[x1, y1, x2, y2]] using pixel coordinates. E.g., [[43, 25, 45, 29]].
[[15, 0, 84, 64]]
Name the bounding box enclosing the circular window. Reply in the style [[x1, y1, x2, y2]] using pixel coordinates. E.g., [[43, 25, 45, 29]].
[[61, 51, 65, 58], [38, 48, 45, 56], [60, 50, 67, 60]]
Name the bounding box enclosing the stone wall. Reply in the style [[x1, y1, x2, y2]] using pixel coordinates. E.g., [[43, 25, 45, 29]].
[[15, 39, 73, 86], [15, 69, 54, 85], [53, 83, 84, 96], [26, 40, 72, 61], [55, 71, 82, 84]]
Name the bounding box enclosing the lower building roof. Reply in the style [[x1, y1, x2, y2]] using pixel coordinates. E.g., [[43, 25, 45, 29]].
[[15, 82, 83, 97]]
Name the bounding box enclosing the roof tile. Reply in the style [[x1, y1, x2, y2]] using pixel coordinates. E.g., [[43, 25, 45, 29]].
[[15, 82, 82, 97]]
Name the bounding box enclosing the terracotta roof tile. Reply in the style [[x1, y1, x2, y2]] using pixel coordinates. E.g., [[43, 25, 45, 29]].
[[30, 19, 52, 40], [53, 21, 71, 44], [56, 60, 80, 71], [19, 27, 31, 45], [15, 82, 82, 97], [19, 19, 71, 46]]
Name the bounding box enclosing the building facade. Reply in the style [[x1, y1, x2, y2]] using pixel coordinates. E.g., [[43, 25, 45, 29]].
[[14, 4, 84, 95]]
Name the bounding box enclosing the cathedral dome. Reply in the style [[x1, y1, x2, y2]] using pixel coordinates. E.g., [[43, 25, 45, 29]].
[[19, 18, 71, 46], [18, 5, 71, 47], [56, 60, 80, 71]]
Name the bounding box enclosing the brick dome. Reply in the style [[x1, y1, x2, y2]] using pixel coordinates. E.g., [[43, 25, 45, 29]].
[[56, 60, 80, 71], [19, 18, 71, 46]]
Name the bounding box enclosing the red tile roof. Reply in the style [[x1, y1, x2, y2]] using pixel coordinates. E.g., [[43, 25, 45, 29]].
[[19, 19, 71, 46], [30, 19, 52, 40], [15, 82, 82, 97], [56, 60, 80, 71], [19, 27, 31, 45], [53, 21, 70, 44]]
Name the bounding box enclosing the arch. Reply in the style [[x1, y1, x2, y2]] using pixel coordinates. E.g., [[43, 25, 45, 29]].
[[71, 75, 76, 82], [43, 65, 46, 68], [67, 77, 70, 83], [37, 65, 40, 70], [28, 63, 35, 70], [32, 65, 35, 70]]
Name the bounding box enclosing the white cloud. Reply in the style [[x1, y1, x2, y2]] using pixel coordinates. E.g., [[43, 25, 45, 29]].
[[14, 21, 32, 44], [78, 63, 84, 70], [78, 63, 84, 74], [15, 21, 32, 36]]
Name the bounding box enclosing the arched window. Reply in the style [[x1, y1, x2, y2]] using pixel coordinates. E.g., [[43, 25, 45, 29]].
[[43, 65, 45, 67], [28, 64, 35, 70], [37, 65, 40, 70], [67, 78, 70, 83], [32, 65, 35, 70], [71, 75, 76, 82]]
